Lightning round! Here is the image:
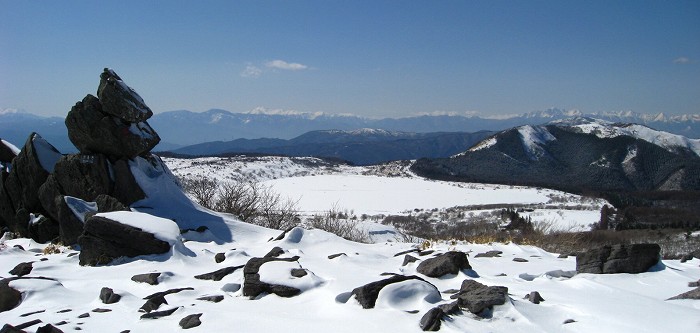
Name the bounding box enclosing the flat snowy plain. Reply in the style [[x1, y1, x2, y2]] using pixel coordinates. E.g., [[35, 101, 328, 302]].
[[1, 156, 698, 332]]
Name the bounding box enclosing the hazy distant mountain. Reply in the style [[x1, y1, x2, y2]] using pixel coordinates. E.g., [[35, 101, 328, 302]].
[[411, 118, 700, 193], [2, 107, 699, 152], [172, 129, 494, 165]]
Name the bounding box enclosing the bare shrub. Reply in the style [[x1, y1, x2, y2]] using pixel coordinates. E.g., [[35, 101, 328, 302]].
[[310, 206, 370, 243], [180, 175, 300, 230]]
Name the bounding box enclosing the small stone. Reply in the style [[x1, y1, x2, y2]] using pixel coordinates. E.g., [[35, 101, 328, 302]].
[[688, 280, 700, 288], [77, 313, 90, 318], [524, 291, 545, 304], [140, 295, 167, 313], [91, 308, 111, 313], [419, 307, 444, 331], [214, 253, 226, 263], [20, 309, 45, 317], [196, 295, 224, 303], [328, 253, 346, 259], [99, 287, 121, 304], [474, 250, 502, 258], [131, 273, 161, 286], [194, 265, 244, 281], [513, 258, 529, 262], [291, 269, 307, 278], [402, 255, 419, 266], [179, 313, 202, 329], [563, 319, 576, 324], [140, 307, 179, 320]]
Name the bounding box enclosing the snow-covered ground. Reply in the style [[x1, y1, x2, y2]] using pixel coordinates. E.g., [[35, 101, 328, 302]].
[[165, 156, 606, 233], [1, 155, 698, 332]]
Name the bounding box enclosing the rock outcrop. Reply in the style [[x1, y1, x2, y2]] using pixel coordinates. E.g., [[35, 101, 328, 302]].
[[0, 68, 163, 249], [576, 244, 661, 274], [351, 275, 433, 309]]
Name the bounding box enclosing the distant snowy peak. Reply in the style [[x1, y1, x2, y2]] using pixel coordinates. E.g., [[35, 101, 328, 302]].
[[321, 128, 405, 136], [245, 107, 327, 119], [524, 108, 583, 119], [553, 118, 700, 157], [517, 125, 556, 160]]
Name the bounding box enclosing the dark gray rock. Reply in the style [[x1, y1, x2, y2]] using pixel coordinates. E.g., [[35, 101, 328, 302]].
[[291, 268, 308, 278], [438, 301, 460, 315], [65, 94, 159, 158], [53, 195, 85, 246], [194, 265, 244, 281], [52, 154, 113, 202], [474, 250, 502, 258], [393, 248, 420, 257], [419, 307, 444, 331], [179, 313, 202, 329], [416, 251, 471, 278], [328, 253, 346, 259], [143, 287, 193, 300], [0, 139, 17, 166], [667, 287, 700, 300], [140, 306, 179, 319], [403, 255, 419, 266], [513, 258, 529, 262], [35, 324, 64, 333], [109, 159, 145, 206], [0, 324, 25, 333], [264, 246, 285, 258], [351, 275, 431, 309], [689, 280, 700, 288], [524, 291, 545, 304], [91, 308, 111, 313], [576, 244, 661, 274], [97, 69, 153, 123], [243, 256, 302, 298], [214, 252, 226, 263], [131, 273, 161, 285], [450, 279, 508, 315], [0, 281, 22, 313], [9, 262, 32, 277], [139, 295, 167, 313], [27, 215, 59, 244], [78, 215, 171, 266], [99, 287, 121, 304], [196, 295, 224, 303]]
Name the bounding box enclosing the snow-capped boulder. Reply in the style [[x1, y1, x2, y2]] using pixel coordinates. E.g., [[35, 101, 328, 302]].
[[416, 251, 471, 278], [97, 68, 153, 123], [65, 94, 159, 159], [242, 255, 321, 299], [78, 211, 179, 266], [576, 243, 661, 274], [350, 275, 433, 309]]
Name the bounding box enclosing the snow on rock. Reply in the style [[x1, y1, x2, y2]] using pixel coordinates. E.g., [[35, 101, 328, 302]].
[[129, 155, 233, 243], [257, 260, 325, 292], [1, 139, 21, 155], [31, 133, 62, 173], [64, 196, 98, 223], [95, 211, 180, 246], [465, 136, 497, 153], [374, 279, 441, 311]]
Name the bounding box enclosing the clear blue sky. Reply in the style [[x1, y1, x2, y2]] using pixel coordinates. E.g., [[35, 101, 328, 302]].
[[1, 0, 698, 118]]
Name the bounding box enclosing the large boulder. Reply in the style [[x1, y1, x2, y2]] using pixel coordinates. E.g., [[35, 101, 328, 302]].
[[417, 251, 472, 278], [97, 68, 153, 123], [52, 154, 113, 202], [350, 275, 432, 309], [65, 94, 159, 158], [450, 279, 508, 315], [2, 134, 61, 236], [576, 244, 661, 274], [78, 212, 175, 266]]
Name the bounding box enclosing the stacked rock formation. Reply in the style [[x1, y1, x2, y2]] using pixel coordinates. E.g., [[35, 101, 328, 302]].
[[0, 69, 163, 256]]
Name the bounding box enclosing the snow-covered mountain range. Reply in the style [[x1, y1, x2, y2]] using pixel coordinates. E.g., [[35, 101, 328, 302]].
[[2, 108, 698, 152]]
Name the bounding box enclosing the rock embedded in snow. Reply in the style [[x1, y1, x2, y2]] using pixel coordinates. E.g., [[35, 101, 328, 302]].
[[350, 275, 433, 309], [419, 307, 445, 331], [0, 280, 22, 313], [416, 251, 471, 278], [194, 265, 244, 281], [474, 250, 502, 258], [140, 306, 179, 319], [214, 252, 226, 263], [179, 313, 203, 329], [450, 279, 508, 316], [77, 213, 175, 266], [8, 262, 33, 277], [524, 291, 545, 304], [667, 287, 700, 300], [99, 287, 121, 304], [131, 273, 161, 285], [35, 324, 64, 333], [196, 295, 224, 303], [327, 252, 346, 259], [402, 255, 419, 266], [242, 256, 303, 298], [576, 243, 661, 274], [140, 295, 168, 313]]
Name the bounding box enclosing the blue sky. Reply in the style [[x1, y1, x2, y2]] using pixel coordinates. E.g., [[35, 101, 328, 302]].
[[1, 0, 698, 118]]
